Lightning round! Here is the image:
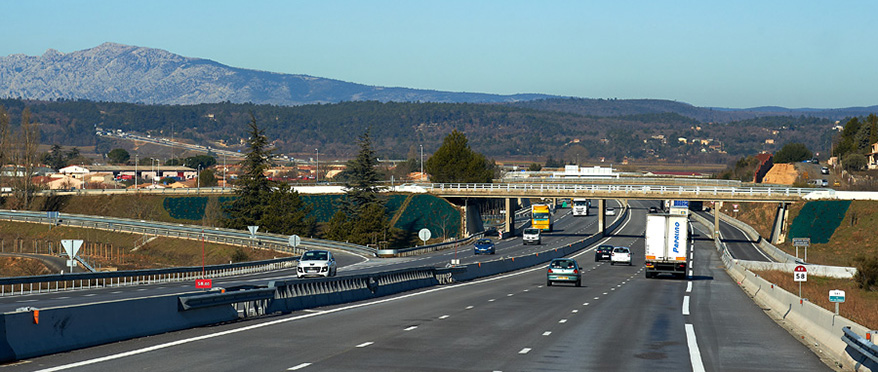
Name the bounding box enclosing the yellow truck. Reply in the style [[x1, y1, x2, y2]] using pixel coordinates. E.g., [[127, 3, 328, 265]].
[[531, 204, 553, 231]]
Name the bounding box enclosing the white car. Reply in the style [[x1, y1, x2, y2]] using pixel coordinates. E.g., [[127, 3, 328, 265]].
[[605, 207, 616, 216], [611, 246, 632, 266], [297, 250, 338, 278]]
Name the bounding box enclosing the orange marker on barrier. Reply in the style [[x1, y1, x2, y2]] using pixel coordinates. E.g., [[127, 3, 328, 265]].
[[33, 310, 39, 324], [478, 262, 481, 267], [512, 257, 515, 262]]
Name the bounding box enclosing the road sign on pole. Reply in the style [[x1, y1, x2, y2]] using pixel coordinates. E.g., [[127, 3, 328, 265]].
[[61, 239, 83, 273], [418, 228, 431, 246], [792, 238, 811, 261], [288, 234, 301, 249], [247, 225, 259, 238], [794, 265, 807, 282], [830, 289, 845, 315]]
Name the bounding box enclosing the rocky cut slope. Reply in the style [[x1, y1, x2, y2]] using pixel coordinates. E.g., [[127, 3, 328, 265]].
[[0, 43, 555, 106]]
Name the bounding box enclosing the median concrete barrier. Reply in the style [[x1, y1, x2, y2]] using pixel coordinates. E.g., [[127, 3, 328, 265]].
[[0, 293, 237, 363]]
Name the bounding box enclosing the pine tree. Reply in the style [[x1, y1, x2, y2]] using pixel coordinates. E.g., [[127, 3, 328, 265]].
[[425, 130, 494, 183]]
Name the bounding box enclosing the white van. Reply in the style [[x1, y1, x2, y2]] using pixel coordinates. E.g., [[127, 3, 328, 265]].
[[523, 228, 542, 245]]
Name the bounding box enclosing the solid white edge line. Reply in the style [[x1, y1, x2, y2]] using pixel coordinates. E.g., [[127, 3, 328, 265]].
[[35, 203, 639, 372], [685, 324, 706, 372], [682, 295, 690, 316], [356, 342, 374, 348], [288, 362, 312, 370]]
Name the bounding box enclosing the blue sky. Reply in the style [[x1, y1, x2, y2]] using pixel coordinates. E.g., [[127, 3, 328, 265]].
[[2, 0, 876, 108]]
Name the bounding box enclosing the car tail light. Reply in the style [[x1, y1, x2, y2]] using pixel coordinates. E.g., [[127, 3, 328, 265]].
[[548, 269, 553, 274], [573, 269, 579, 274]]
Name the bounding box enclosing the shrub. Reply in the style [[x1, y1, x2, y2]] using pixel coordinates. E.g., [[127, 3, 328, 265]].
[[854, 255, 878, 291]]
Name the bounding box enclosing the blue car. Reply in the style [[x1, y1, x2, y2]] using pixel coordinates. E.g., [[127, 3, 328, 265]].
[[473, 238, 496, 255]]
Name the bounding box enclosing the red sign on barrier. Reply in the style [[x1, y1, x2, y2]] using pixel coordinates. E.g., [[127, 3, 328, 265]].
[[195, 279, 213, 289]]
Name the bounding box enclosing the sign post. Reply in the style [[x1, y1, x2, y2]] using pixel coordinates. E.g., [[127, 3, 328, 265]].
[[60, 239, 83, 273], [247, 225, 259, 248], [288, 234, 301, 250], [793, 265, 807, 302], [792, 238, 810, 262], [829, 289, 845, 315]]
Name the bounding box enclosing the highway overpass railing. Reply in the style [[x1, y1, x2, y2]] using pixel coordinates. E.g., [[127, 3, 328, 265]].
[[421, 182, 819, 202]]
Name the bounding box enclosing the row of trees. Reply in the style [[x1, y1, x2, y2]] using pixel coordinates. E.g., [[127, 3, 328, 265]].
[[0, 106, 40, 209], [219, 118, 494, 246], [832, 114, 878, 172]]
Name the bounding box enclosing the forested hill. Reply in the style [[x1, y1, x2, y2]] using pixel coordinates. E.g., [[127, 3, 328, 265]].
[[0, 98, 837, 163], [510, 98, 878, 123]]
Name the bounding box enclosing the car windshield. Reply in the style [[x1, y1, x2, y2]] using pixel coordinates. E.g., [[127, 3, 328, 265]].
[[302, 251, 328, 261], [550, 260, 575, 269], [524, 228, 539, 234]]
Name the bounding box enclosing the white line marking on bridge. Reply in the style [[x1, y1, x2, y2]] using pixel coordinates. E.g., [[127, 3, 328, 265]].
[[571, 310, 578, 313], [356, 342, 374, 348], [83, 294, 96, 297], [404, 326, 418, 331], [519, 348, 532, 354], [542, 331, 552, 336], [682, 296, 690, 316], [16, 299, 37, 303], [110, 291, 121, 294], [54, 297, 70, 300], [489, 299, 496, 302], [593, 297, 599, 300], [686, 281, 692, 293], [466, 306, 474, 310], [602, 292, 608, 295], [288, 363, 312, 370], [583, 302, 589, 306], [523, 289, 529, 292], [685, 324, 706, 372], [558, 319, 567, 323], [507, 293, 514, 297], [439, 315, 449, 319]]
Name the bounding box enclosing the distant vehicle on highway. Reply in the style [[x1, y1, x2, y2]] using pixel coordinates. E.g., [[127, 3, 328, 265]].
[[605, 207, 616, 216], [821, 167, 829, 174], [648, 206, 658, 213], [522, 228, 541, 245], [546, 258, 581, 287], [595, 244, 614, 262], [473, 238, 496, 255], [611, 246, 632, 266], [572, 198, 590, 216], [296, 250, 337, 278]]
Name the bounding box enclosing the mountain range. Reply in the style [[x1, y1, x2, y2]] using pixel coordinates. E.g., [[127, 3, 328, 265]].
[[0, 43, 555, 106]]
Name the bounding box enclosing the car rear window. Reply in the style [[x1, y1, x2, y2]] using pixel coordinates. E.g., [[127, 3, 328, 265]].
[[550, 260, 575, 269], [613, 247, 629, 253]]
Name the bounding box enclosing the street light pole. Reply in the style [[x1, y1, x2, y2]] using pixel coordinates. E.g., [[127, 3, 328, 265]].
[[420, 144, 424, 180], [315, 148, 319, 183], [197, 164, 202, 190], [134, 154, 138, 189]]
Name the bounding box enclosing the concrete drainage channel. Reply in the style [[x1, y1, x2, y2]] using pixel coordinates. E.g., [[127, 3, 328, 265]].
[[0, 207, 631, 364], [691, 212, 877, 371]]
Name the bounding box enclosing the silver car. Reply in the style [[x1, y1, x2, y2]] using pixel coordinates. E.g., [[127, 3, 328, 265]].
[[297, 250, 337, 278]]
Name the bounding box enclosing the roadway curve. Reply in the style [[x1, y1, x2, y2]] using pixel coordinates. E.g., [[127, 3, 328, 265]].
[[10, 201, 830, 371]]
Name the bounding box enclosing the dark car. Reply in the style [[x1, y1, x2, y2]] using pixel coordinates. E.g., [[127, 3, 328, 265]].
[[595, 245, 614, 262], [473, 238, 496, 255], [547, 258, 581, 287]]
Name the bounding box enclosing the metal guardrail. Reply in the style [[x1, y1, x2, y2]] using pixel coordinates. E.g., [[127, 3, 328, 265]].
[[0, 257, 298, 297], [421, 182, 820, 201], [842, 326, 878, 365]]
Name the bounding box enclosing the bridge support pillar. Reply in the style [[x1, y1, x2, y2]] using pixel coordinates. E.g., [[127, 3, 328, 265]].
[[770, 202, 789, 244], [598, 199, 606, 237], [714, 201, 723, 238], [504, 198, 514, 238]]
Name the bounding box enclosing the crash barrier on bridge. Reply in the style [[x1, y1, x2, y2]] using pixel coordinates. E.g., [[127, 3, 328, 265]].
[[703, 211, 857, 279], [448, 206, 630, 282], [0, 209, 375, 260], [0, 257, 297, 297], [0, 290, 238, 363], [842, 327, 878, 370], [692, 212, 876, 371]]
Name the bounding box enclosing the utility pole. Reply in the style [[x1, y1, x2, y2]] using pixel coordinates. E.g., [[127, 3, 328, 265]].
[[420, 144, 424, 180], [315, 148, 319, 183], [134, 154, 138, 189]]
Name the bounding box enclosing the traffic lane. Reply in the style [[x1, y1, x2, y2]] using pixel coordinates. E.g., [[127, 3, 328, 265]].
[[688, 228, 829, 370], [19, 234, 647, 372], [694, 211, 773, 262]]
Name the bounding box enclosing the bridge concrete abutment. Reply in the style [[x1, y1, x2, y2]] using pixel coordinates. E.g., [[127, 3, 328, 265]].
[[770, 202, 789, 244], [714, 201, 723, 237], [598, 199, 605, 237], [504, 198, 515, 237]]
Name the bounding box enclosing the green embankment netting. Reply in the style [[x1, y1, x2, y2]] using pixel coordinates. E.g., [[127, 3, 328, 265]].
[[162, 194, 459, 236], [787, 200, 851, 244]]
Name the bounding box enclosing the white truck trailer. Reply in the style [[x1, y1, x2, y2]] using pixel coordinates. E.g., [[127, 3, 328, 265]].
[[644, 214, 690, 278]]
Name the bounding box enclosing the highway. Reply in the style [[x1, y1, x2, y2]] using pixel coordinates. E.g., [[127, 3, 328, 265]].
[[4, 200, 832, 371], [0, 200, 620, 313]]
